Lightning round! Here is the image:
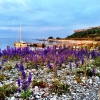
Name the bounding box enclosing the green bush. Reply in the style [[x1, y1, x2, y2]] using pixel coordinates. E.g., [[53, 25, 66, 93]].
[[95, 73, 100, 77], [86, 69, 93, 77], [21, 89, 32, 99], [0, 87, 5, 99]]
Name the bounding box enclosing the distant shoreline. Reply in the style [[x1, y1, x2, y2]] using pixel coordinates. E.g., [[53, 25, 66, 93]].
[[31, 39, 99, 48]]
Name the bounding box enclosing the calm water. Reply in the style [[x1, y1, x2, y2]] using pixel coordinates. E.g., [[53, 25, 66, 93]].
[[0, 38, 56, 50], [0, 38, 39, 50]]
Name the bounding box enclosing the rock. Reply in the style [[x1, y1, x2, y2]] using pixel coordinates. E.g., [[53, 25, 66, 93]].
[[14, 93, 20, 98], [10, 97, 15, 100], [0, 83, 3, 87], [35, 95, 40, 99], [62, 94, 66, 98], [50, 97, 56, 100], [35, 86, 39, 92], [87, 79, 93, 85]]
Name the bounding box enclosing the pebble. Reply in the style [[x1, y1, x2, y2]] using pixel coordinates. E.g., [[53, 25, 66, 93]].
[[10, 97, 15, 100]]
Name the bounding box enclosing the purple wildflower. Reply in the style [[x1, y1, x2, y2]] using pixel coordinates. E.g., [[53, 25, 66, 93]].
[[36, 73, 38, 76], [28, 74, 32, 83], [69, 62, 72, 69], [17, 78, 20, 87], [19, 64, 24, 71], [15, 63, 19, 68], [1, 59, 4, 65], [22, 80, 28, 90], [92, 68, 95, 75], [61, 56, 64, 63], [34, 64, 38, 70], [75, 62, 79, 67], [48, 64, 52, 69], [21, 71, 26, 79], [81, 58, 84, 65], [20, 60, 23, 65], [0, 66, 2, 70], [18, 88, 21, 93], [25, 66, 28, 70]]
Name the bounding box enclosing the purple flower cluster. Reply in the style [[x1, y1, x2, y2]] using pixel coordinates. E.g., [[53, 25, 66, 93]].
[[92, 68, 95, 75], [0, 46, 99, 67], [17, 63, 32, 92], [0, 65, 2, 70]]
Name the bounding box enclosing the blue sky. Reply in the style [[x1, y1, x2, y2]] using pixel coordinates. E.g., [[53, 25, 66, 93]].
[[0, 0, 100, 39]]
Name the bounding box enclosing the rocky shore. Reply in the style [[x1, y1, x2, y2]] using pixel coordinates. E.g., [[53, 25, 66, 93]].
[[0, 43, 100, 100]]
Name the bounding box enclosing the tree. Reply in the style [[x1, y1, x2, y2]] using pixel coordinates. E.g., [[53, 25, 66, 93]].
[[48, 36, 53, 39], [56, 37, 61, 40]]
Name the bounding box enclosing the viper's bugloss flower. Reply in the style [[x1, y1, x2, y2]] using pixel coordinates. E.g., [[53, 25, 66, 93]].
[[36, 73, 38, 76], [1, 59, 4, 65], [0, 66, 2, 70], [19, 64, 24, 71], [21, 71, 26, 79], [15, 63, 19, 68], [22, 80, 28, 90], [34, 64, 38, 70], [61, 56, 64, 63], [81, 58, 84, 65], [91, 50, 96, 59], [18, 88, 21, 93], [48, 64, 52, 69], [69, 62, 72, 69], [17, 78, 20, 87], [75, 62, 79, 67], [28, 74, 32, 83], [92, 68, 95, 75]]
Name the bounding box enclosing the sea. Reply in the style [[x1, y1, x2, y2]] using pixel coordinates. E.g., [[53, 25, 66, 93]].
[[0, 38, 56, 50]]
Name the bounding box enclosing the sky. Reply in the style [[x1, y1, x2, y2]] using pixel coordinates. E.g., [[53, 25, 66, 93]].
[[0, 0, 100, 39]]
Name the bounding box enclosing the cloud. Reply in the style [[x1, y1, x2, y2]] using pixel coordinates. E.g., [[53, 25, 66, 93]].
[[0, 0, 100, 38], [38, 27, 66, 31], [0, 26, 18, 31]]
